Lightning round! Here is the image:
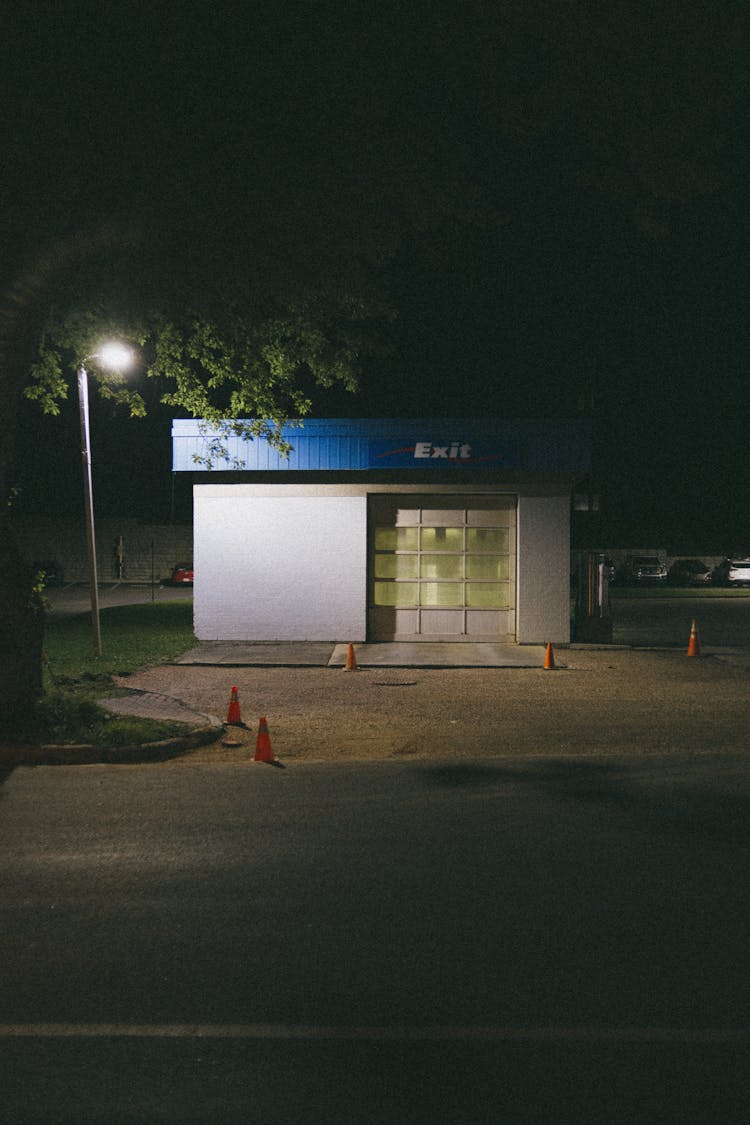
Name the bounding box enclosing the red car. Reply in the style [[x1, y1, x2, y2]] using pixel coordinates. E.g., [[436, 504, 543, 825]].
[[168, 563, 194, 586]]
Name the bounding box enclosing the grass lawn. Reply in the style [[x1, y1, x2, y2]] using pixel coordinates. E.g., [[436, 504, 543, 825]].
[[13, 600, 198, 747], [43, 599, 196, 679]]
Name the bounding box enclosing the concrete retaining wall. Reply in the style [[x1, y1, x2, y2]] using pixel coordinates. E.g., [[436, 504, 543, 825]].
[[11, 518, 193, 584]]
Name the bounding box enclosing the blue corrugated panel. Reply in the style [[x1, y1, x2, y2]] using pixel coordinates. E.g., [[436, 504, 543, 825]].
[[171, 418, 590, 474]]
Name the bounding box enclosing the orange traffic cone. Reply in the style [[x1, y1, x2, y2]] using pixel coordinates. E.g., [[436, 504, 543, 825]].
[[226, 685, 243, 725], [254, 716, 275, 762], [344, 643, 359, 671], [687, 618, 701, 657], [543, 642, 556, 670]]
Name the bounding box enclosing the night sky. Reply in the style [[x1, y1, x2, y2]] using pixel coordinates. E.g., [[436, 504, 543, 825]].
[[3, 3, 749, 549]]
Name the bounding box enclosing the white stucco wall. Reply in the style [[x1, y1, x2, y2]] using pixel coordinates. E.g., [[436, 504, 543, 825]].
[[516, 494, 571, 644], [194, 487, 367, 640]]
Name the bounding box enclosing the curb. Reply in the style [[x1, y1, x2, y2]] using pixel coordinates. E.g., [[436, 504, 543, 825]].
[[0, 720, 223, 769]]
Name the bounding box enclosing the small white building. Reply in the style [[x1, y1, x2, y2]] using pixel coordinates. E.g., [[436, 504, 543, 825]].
[[172, 418, 590, 645]]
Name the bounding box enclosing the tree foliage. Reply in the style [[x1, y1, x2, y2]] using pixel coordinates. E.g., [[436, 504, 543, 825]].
[[23, 263, 394, 463]]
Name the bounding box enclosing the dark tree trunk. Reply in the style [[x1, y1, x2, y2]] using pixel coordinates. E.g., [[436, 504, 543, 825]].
[[0, 517, 45, 728], [0, 255, 49, 726], [0, 224, 143, 729]]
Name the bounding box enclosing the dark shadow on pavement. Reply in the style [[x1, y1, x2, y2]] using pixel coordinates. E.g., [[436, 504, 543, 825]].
[[417, 758, 750, 844]]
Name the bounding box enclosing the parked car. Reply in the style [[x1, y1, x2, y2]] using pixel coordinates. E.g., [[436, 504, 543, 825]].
[[166, 563, 194, 586], [620, 555, 668, 585], [666, 558, 713, 586], [713, 557, 750, 587]]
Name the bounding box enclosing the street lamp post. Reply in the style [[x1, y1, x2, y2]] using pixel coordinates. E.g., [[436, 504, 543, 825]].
[[77, 342, 134, 657]]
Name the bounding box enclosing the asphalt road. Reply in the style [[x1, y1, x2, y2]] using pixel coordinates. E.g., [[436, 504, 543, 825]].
[[608, 592, 750, 648], [1, 757, 749, 1123]]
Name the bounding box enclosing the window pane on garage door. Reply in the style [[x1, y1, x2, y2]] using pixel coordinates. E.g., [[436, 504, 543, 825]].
[[467, 527, 509, 552], [420, 554, 462, 580], [466, 555, 509, 580], [373, 581, 418, 606], [421, 582, 463, 607], [467, 583, 506, 608], [374, 526, 418, 551], [375, 554, 418, 579], [421, 526, 463, 551]]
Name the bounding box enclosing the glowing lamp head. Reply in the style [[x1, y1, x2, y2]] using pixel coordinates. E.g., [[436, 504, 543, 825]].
[[96, 341, 134, 372]]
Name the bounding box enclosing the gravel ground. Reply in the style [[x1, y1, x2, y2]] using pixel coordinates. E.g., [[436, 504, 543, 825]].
[[113, 648, 750, 764]]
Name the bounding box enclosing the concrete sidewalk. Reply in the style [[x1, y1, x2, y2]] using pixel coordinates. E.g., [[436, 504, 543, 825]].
[[175, 641, 550, 668], [98, 689, 222, 729]]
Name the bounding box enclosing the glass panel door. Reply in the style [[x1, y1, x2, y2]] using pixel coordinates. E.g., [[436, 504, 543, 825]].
[[368, 496, 516, 640]]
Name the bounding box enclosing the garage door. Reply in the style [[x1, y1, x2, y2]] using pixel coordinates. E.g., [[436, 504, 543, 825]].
[[368, 495, 516, 641]]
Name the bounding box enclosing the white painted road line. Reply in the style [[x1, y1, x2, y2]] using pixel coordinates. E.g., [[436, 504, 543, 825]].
[[0, 1024, 747, 1043]]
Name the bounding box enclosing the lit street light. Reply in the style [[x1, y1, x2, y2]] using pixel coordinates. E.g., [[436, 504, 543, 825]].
[[77, 342, 135, 656]]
